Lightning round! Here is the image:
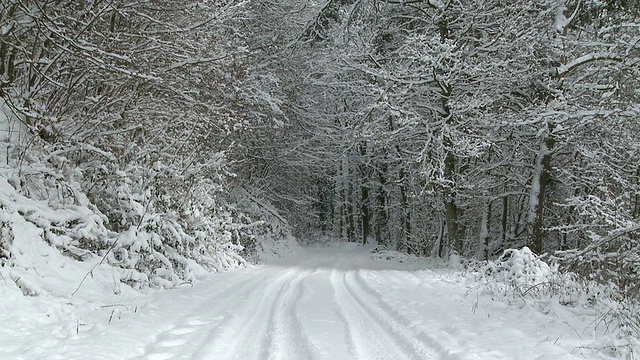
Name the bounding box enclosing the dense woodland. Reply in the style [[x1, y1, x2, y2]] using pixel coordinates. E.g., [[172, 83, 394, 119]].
[[0, 0, 639, 296]]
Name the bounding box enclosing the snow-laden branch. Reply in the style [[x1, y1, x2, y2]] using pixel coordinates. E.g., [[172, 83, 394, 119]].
[[555, 53, 622, 77], [554, 1, 580, 35], [165, 54, 234, 71], [572, 223, 640, 258], [382, 0, 446, 9]]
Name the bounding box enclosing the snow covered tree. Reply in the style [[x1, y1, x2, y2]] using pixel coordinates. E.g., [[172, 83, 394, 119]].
[[0, 0, 300, 287], [543, 0, 640, 291], [269, 0, 638, 276]]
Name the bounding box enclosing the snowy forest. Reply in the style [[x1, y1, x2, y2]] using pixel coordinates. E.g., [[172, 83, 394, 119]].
[[1, 0, 640, 358]]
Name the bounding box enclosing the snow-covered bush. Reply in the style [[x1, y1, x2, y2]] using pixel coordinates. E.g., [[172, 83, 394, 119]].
[[226, 189, 299, 263], [51, 147, 255, 287], [0, 209, 13, 265], [555, 231, 640, 298], [0, 123, 292, 290], [474, 246, 640, 350], [482, 247, 557, 296], [0, 0, 299, 294], [478, 247, 602, 306]]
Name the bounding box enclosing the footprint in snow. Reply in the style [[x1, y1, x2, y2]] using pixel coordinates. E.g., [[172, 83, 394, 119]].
[[145, 353, 173, 360], [168, 327, 196, 335], [184, 319, 209, 326], [159, 338, 187, 347]]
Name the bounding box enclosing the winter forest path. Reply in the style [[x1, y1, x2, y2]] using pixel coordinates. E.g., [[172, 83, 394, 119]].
[[27, 244, 596, 360]]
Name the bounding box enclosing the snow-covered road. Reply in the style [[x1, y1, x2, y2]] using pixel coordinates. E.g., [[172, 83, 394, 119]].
[[2, 245, 613, 359]]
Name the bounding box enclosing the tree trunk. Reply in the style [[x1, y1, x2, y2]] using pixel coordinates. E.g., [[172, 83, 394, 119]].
[[338, 193, 344, 239], [0, 3, 18, 92], [397, 167, 411, 251], [634, 166, 640, 219], [444, 149, 461, 254], [501, 195, 508, 246], [360, 143, 370, 245], [437, 219, 445, 258], [361, 184, 370, 245], [375, 167, 387, 246], [529, 123, 556, 254], [347, 182, 355, 242], [481, 201, 491, 260]]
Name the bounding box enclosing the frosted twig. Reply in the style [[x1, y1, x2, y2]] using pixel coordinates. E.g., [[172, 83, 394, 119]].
[[71, 238, 120, 297]]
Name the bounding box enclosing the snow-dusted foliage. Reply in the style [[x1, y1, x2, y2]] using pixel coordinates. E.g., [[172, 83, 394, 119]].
[[0, 210, 13, 265], [0, 0, 298, 291], [476, 247, 640, 349], [276, 0, 639, 304], [0, 145, 291, 289], [481, 247, 559, 297], [0, 109, 296, 290], [227, 189, 300, 263]]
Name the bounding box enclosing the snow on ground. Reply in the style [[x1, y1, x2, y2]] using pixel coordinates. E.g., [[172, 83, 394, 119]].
[[0, 243, 626, 359]]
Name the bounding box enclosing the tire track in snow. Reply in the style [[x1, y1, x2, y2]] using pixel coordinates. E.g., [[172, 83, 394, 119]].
[[182, 268, 273, 321], [326, 269, 362, 359], [331, 269, 421, 360], [327, 270, 357, 357], [190, 255, 327, 359], [261, 270, 315, 360], [347, 270, 463, 360], [138, 268, 274, 360], [295, 268, 355, 360], [356, 270, 472, 358], [190, 266, 313, 360]]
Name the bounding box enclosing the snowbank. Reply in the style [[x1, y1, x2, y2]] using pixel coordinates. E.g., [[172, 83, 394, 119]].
[[469, 247, 640, 358]]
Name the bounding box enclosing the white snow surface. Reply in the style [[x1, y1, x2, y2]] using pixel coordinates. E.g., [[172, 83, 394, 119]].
[[0, 243, 622, 360]]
